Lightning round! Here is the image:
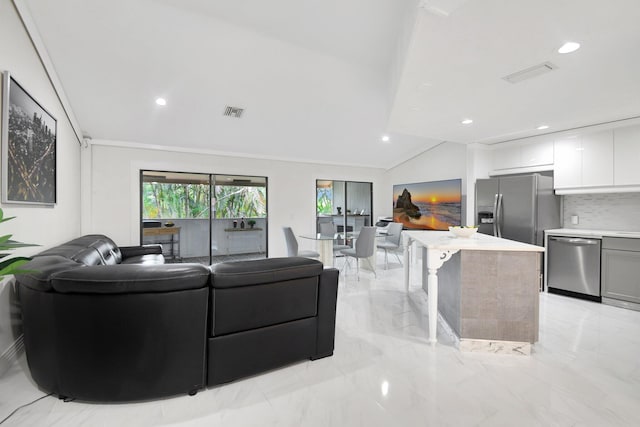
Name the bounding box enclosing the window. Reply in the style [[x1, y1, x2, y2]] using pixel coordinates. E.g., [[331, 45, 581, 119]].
[[142, 180, 210, 219], [315, 179, 373, 235], [316, 180, 333, 215], [140, 171, 268, 265], [213, 181, 267, 219]]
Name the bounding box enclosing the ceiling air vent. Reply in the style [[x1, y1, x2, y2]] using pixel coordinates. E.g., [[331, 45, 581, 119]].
[[223, 106, 244, 118], [502, 62, 558, 84]]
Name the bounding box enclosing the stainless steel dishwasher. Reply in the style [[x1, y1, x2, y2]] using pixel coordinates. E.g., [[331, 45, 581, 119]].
[[547, 235, 602, 301]]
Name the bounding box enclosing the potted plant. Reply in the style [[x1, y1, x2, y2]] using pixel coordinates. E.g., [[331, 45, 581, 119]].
[[0, 208, 37, 278], [247, 220, 256, 229]]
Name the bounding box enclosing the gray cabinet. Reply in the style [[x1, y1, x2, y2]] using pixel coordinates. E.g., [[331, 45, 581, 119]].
[[601, 238, 640, 307]]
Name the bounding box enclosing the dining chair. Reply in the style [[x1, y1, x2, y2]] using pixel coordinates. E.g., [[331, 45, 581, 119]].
[[340, 226, 376, 280], [319, 222, 350, 249], [377, 222, 403, 269], [319, 222, 350, 267], [282, 227, 320, 259]]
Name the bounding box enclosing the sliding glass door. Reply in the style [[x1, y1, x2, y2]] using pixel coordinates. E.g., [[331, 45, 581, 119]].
[[140, 170, 268, 265], [316, 179, 373, 246], [211, 175, 267, 263]]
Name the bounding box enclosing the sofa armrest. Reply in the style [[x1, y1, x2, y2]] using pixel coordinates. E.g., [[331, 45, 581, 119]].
[[50, 263, 210, 294], [314, 267, 339, 359], [120, 244, 163, 259]]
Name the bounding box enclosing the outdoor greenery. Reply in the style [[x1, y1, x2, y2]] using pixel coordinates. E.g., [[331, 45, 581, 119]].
[[142, 182, 267, 219], [0, 208, 37, 278], [142, 182, 210, 219], [316, 187, 333, 215], [214, 185, 266, 218]]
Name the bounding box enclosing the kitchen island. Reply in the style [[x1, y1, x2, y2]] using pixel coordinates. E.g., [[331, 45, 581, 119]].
[[403, 230, 544, 354]]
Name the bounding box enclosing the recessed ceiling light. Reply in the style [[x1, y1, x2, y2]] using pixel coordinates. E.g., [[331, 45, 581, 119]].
[[381, 135, 390, 142], [155, 97, 167, 106], [461, 119, 473, 125], [537, 125, 550, 130], [558, 42, 580, 54]]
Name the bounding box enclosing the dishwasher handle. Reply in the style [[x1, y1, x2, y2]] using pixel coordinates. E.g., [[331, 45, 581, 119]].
[[549, 236, 600, 245]]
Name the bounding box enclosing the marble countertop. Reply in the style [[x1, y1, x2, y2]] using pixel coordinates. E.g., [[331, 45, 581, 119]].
[[545, 228, 640, 239], [404, 230, 545, 252]]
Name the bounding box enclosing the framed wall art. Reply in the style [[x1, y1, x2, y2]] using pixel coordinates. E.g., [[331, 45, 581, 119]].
[[1, 71, 56, 205]]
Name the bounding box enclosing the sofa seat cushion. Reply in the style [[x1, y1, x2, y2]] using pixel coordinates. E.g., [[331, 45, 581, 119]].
[[120, 254, 165, 265], [50, 263, 210, 294]]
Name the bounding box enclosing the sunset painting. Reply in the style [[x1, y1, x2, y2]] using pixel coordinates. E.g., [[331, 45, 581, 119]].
[[392, 179, 462, 230]]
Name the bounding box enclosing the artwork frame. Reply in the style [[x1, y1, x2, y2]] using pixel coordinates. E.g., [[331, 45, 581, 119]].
[[392, 178, 462, 230], [1, 71, 57, 206]]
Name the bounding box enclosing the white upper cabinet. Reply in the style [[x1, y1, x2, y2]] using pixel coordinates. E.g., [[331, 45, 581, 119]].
[[492, 145, 521, 170], [614, 124, 640, 185], [581, 130, 614, 187], [554, 136, 582, 188], [554, 130, 614, 189], [492, 136, 554, 171], [521, 137, 554, 167]]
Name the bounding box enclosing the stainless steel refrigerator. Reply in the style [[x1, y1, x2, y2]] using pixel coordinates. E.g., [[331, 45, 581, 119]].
[[475, 174, 560, 246]]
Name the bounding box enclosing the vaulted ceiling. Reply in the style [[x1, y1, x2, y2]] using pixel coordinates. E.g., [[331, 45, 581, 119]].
[[21, 0, 640, 169]]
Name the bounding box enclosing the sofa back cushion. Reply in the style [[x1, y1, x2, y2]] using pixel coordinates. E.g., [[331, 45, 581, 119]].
[[89, 239, 122, 265], [15, 256, 83, 292], [50, 263, 211, 294], [210, 257, 323, 336], [35, 235, 122, 266], [70, 247, 104, 266]]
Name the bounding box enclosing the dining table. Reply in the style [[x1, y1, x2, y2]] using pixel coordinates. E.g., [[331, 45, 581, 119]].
[[299, 230, 390, 269]]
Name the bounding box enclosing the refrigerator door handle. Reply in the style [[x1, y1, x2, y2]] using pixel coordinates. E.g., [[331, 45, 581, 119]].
[[492, 194, 499, 237], [496, 193, 503, 238]]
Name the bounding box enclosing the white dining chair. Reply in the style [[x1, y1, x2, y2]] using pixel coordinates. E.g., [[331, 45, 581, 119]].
[[340, 226, 376, 280], [377, 222, 403, 269], [283, 227, 320, 259]]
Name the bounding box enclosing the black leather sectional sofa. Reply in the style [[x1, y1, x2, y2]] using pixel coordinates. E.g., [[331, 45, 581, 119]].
[[15, 235, 339, 402]]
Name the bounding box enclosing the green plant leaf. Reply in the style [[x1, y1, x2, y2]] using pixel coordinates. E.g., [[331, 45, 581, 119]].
[[0, 208, 38, 278], [0, 240, 38, 250], [0, 257, 32, 276]]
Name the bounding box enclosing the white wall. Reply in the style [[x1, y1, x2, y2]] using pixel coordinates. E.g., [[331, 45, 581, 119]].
[[0, 0, 81, 366], [84, 141, 386, 257], [381, 142, 469, 223], [465, 143, 493, 225], [0, 0, 81, 252]]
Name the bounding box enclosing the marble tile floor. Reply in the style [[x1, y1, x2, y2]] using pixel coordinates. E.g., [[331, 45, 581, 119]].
[[1, 256, 640, 426]]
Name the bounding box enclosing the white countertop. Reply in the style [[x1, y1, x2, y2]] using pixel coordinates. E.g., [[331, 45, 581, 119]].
[[545, 228, 640, 239], [404, 230, 545, 252]]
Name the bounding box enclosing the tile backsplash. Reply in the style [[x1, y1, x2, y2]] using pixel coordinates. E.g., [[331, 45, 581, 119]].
[[562, 193, 640, 231]]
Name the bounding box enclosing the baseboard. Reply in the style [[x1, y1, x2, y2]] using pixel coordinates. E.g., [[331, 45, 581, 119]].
[[0, 334, 24, 377]]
